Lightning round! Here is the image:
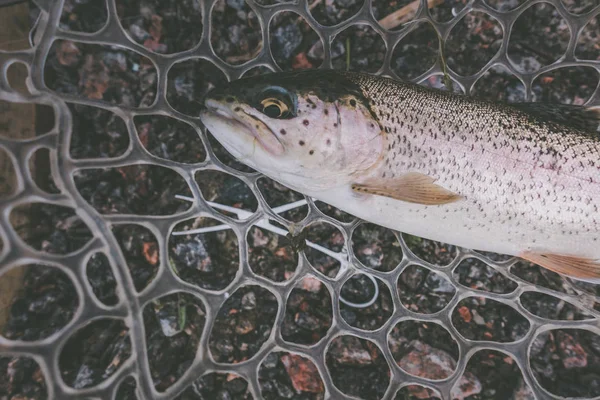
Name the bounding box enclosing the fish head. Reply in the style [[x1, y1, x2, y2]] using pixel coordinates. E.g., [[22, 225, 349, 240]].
[[200, 71, 385, 192]]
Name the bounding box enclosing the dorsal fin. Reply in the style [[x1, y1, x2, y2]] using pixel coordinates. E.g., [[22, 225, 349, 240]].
[[510, 103, 600, 133]]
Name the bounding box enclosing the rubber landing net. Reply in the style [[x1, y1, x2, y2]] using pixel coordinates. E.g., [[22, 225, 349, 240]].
[[0, 0, 599, 399]]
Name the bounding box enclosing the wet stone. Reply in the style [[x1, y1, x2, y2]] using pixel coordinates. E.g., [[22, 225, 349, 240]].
[[113, 224, 159, 292], [259, 352, 325, 399], [403, 234, 457, 266], [134, 115, 206, 164], [210, 0, 262, 65], [332, 25, 386, 73], [391, 22, 439, 80], [173, 236, 213, 273], [446, 12, 502, 77], [485, 0, 527, 11], [398, 265, 456, 314], [196, 170, 258, 220], [450, 373, 482, 400], [454, 258, 518, 294], [576, 15, 599, 60], [304, 221, 345, 278], [0, 356, 47, 400], [60, 0, 108, 33], [241, 291, 256, 310], [372, 0, 416, 28], [326, 335, 390, 400], [398, 340, 456, 379], [116, 0, 203, 54], [209, 286, 278, 364], [282, 277, 333, 345], [532, 67, 599, 105], [2, 265, 78, 341], [352, 223, 403, 272], [340, 275, 394, 331], [144, 293, 206, 392], [452, 297, 530, 343], [314, 201, 356, 223], [394, 385, 441, 399], [10, 203, 93, 255], [308, 0, 362, 26], [570, 280, 600, 297], [68, 103, 129, 159], [116, 377, 138, 400], [154, 300, 182, 337], [167, 59, 227, 116], [507, 3, 570, 73], [510, 261, 577, 295], [169, 218, 240, 291], [520, 291, 593, 321], [0, 146, 16, 199], [456, 350, 529, 400], [388, 320, 459, 380], [270, 13, 322, 70], [471, 66, 526, 102], [29, 148, 60, 195], [74, 165, 192, 215], [271, 21, 303, 67], [59, 319, 132, 389], [44, 41, 157, 107], [178, 373, 252, 399], [86, 253, 119, 306], [248, 225, 299, 282]]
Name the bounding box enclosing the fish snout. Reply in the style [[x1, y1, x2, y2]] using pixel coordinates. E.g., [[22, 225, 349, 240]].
[[204, 98, 238, 120]]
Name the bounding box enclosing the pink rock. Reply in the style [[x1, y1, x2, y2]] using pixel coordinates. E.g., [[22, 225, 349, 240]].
[[281, 354, 324, 393], [557, 331, 587, 369], [300, 276, 323, 293], [398, 340, 456, 380]]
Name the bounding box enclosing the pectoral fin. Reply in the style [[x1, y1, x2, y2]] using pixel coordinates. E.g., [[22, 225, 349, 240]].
[[352, 172, 463, 205], [520, 251, 600, 280]]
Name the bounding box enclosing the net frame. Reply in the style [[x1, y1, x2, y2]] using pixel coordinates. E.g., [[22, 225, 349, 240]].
[[0, 0, 599, 399]]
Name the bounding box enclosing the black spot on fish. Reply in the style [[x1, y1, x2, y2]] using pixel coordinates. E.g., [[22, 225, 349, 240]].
[[324, 109, 329, 115], [326, 139, 331, 145], [234, 107, 241, 112], [280, 129, 286, 135], [303, 120, 309, 126], [309, 150, 314, 155], [299, 140, 305, 146]]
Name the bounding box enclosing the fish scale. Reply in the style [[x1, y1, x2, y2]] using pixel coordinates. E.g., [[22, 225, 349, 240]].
[[345, 73, 600, 256], [200, 70, 600, 281]]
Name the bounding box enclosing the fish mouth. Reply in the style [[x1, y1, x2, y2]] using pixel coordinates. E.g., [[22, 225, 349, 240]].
[[202, 99, 284, 156]]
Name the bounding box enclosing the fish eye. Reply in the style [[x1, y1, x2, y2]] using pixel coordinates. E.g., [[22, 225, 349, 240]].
[[261, 98, 288, 118], [256, 86, 297, 119]]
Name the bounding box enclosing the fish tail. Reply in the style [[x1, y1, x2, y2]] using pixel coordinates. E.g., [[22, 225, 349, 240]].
[[519, 251, 600, 282]]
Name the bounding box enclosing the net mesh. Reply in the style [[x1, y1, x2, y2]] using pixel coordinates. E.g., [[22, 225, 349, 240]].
[[0, 0, 599, 399]]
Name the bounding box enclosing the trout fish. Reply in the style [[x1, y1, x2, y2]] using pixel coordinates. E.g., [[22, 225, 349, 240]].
[[199, 70, 600, 283]]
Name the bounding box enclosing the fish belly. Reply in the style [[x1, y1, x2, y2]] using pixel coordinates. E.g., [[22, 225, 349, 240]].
[[317, 185, 600, 261]]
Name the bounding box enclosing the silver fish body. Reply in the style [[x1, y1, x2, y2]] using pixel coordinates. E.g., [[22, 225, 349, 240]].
[[344, 73, 600, 257], [200, 71, 600, 281]]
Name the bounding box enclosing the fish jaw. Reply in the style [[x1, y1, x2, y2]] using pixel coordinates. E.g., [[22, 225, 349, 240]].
[[201, 99, 285, 156]]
